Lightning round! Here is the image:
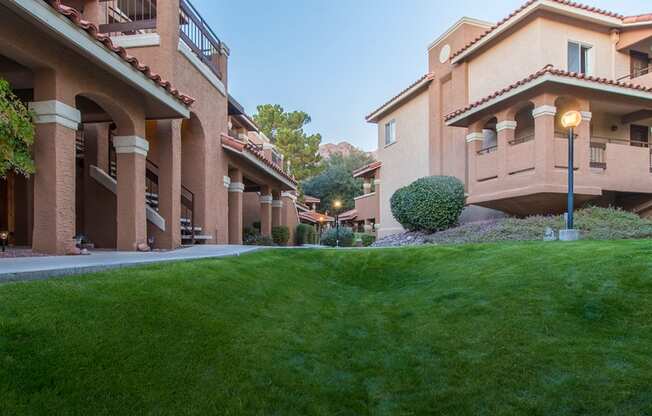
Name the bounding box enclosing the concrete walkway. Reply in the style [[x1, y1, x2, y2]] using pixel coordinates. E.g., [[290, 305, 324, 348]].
[[0, 245, 261, 283]]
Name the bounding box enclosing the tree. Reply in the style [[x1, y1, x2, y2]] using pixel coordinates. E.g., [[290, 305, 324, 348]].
[[253, 104, 322, 181], [0, 78, 35, 178], [301, 149, 374, 213]]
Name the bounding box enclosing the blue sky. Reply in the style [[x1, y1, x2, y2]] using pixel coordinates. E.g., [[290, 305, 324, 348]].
[[194, 0, 646, 151]]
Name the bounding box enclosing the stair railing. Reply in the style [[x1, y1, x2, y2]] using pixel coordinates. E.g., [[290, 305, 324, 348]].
[[145, 159, 160, 210], [181, 185, 195, 244]]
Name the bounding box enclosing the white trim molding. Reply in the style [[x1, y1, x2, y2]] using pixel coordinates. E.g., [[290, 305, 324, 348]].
[[496, 120, 518, 131], [259, 195, 273, 204], [113, 136, 149, 156], [580, 111, 593, 122], [532, 105, 558, 118], [466, 132, 484, 142], [9, 0, 189, 118], [29, 100, 81, 130], [223, 175, 231, 188], [110, 33, 160, 48], [178, 39, 226, 97], [428, 17, 493, 51], [228, 182, 245, 193], [272, 200, 283, 208]]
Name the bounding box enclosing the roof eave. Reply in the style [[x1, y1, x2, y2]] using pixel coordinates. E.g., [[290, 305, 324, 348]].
[[451, 0, 625, 64], [445, 73, 652, 127], [20, 0, 192, 118], [366, 76, 433, 123]]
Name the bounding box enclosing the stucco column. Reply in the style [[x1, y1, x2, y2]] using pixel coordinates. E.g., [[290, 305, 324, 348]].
[[228, 170, 244, 244], [272, 191, 282, 228], [496, 119, 517, 179], [114, 136, 149, 251], [577, 111, 592, 173], [259, 186, 273, 237], [532, 104, 557, 180], [155, 120, 181, 249], [465, 129, 484, 195], [29, 100, 80, 255]]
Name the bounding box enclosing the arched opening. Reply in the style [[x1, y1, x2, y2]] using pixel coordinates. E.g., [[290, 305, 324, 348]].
[[481, 117, 498, 152], [0, 55, 35, 252], [74, 93, 134, 249], [514, 103, 535, 144]]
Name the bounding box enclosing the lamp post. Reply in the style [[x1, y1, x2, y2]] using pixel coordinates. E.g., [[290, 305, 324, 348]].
[[560, 110, 583, 241], [333, 199, 342, 247], [0, 231, 7, 253], [318, 215, 325, 245]]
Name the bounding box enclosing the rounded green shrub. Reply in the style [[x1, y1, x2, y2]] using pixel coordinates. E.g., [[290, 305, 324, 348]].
[[295, 224, 317, 245], [321, 227, 354, 247], [360, 234, 376, 247], [390, 176, 466, 233], [272, 226, 290, 246]]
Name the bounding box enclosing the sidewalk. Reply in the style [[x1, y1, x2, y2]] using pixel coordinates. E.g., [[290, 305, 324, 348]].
[[0, 245, 261, 283]]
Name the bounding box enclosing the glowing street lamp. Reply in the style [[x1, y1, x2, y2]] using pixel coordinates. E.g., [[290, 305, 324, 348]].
[[561, 110, 583, 239], [333, 199, 342, 247]]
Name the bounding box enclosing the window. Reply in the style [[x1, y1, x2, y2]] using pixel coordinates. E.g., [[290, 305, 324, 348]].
[[384, 120, 396, 146], [568, 41, 591, 74]]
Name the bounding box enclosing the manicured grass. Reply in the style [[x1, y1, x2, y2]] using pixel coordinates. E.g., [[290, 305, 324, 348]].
[[2, 241, 652, 415]]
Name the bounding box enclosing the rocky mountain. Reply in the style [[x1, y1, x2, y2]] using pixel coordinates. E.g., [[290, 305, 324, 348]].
[[319, 141, 376, 160]]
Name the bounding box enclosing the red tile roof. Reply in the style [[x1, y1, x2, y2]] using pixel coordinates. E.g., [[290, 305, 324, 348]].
[[450, 0, 630, 61], [624, 14, 652, 24], [46, 0, 195, 107], [444, 65, 652, 122], [366, 73, 434, 121], [221, 134, 297, 185], [353, 161, 382, 178], [303, 195, 320, 204], [338, 209, 358, 221], [299, 211, 334, 224]]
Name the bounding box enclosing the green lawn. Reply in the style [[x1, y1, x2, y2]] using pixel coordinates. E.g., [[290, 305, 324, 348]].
[[2, 241, 652, 415]]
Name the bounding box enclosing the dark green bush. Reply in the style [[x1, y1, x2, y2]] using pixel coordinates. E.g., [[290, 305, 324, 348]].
[[272, 226, 290, 246], [295, 224, 317, 245], [321, 227, 354, 247], [360, 234, 376, 247], [391, 176, 465, 233]]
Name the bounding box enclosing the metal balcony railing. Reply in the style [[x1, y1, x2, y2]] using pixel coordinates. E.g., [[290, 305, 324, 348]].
[[617, 65, 651, 82], [179, 0, 225, 80], [99, 0, 157, 36]]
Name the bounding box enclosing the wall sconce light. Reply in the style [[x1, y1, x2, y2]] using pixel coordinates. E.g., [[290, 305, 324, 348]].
[[611, 125, 618, 132]]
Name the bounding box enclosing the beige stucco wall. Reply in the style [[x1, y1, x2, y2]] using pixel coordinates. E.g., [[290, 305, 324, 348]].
[[468, 15, 630, 102], [376, 90, 430, 237]]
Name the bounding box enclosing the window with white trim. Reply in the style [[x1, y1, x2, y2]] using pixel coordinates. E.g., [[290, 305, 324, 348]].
[[384, 120, 396, 146], [568, 41, 592, 75]]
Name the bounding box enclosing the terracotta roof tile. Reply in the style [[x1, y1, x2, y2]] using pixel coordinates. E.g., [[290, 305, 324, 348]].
[[299, 211, 334, 223], [366, 73, 434, 121], [450, 0, 626, 61], [46, 0, 195, 107], [444, 65, 652, 122], [353, 161, 382, 178], [623, 14, 652, 24], [221, 134, 297, 185]]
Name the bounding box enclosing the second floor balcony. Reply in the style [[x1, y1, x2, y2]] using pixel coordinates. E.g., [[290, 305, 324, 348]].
[[446, 66, 652, 216], [97, 0, 227, 81]]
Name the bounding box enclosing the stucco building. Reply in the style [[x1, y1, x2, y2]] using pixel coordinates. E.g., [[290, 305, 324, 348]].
[[367, 0, 652, 238], [0, 0, 299, 254]]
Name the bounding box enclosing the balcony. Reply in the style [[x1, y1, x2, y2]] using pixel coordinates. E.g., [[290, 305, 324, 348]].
[[353, 192, 379, 223], [98, 0, 226, 80], [617, 65, 652, 88]]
